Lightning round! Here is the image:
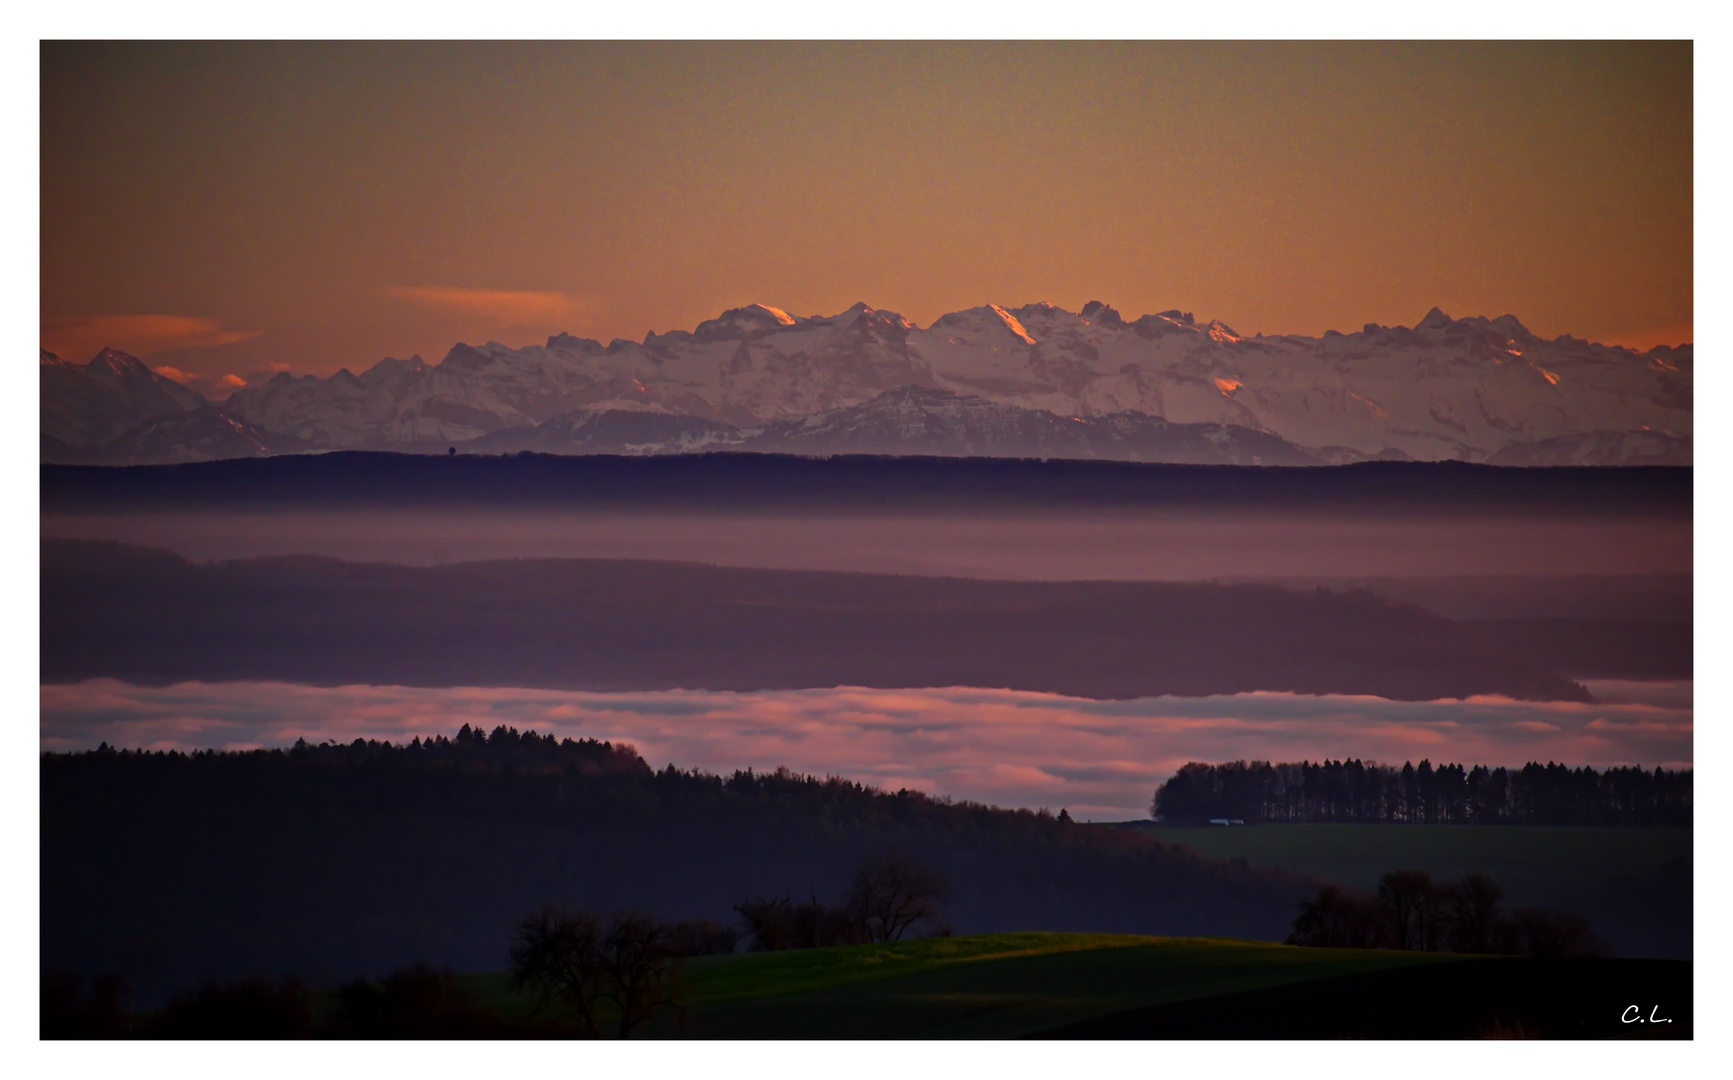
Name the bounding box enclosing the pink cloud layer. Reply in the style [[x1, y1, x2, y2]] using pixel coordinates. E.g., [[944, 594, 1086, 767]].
[[39, 681, 1692, 822]]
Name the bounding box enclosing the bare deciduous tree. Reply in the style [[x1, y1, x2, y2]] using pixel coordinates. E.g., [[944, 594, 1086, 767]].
[[509, 906, 679, 1038], [1377, 870, 1444, 951], [846, 853, 947, 943], [1286, 884, 1382, 948], [510, 906, 607, 1036], [1444, 873, 1506, 954], [734, 894, 797, 952], [1288, 870, 1606, 959], [602, 914, 681, 1039]]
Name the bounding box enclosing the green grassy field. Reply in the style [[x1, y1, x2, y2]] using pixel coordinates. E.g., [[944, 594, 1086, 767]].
[[475, 933, 1462, 1038], [461, 932, 1688, 1039], [117, 932, 1687, 1039]]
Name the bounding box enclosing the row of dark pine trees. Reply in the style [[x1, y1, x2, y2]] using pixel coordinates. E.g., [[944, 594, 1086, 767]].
[[1153, 759, 1690, 826]]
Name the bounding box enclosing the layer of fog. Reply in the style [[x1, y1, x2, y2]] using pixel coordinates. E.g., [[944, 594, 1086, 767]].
[[42, 680, 1693, 822], [40, 509, 1693, 580]]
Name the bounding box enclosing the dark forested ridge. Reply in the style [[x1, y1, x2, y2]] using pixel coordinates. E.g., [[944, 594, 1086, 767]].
[[40, 728, 1311, 1002], [40, 453, 1692, 517], [41, 539, 1592, 701], [1154, 760, 1691, 826], [1251, 576, 1692, 680]]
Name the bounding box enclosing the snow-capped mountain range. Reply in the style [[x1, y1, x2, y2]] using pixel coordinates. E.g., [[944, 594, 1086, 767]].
[[41, 301, 1692, 466], [41, 347, 205, 452]]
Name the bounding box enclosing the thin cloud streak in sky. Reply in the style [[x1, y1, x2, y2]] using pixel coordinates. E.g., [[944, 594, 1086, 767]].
[[41, 314, 263, 361], [385, 286, 585, 326], [40, 682, 1693, 821]]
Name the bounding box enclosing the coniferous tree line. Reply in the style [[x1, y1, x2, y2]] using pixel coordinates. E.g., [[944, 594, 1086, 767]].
[[1154, 759, 1690, 826], [43, 725, 1308, 1001]]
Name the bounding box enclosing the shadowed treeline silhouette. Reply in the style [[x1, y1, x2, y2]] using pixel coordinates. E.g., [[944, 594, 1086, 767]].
[[42, 539, 1593, 701], [510, 910, 684, 1039], [39, 454, 1694, 517], [1286, 870, 1607, 957], [42, 727, 1312, 1004], [43, 964, 536, 1039], [1154, 759, 1691, 826], [735, 853, 950, 950]]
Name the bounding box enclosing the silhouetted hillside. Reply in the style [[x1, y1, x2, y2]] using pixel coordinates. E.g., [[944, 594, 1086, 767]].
[[40, 454, 1692, 518], [1463, 619, 1692, 680], [41, 730, 1312, 1001], [41, 540, 1590, 701]]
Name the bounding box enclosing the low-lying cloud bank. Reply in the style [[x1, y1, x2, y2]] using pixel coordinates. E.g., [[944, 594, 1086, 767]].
[[40, 681, 1691, 821]]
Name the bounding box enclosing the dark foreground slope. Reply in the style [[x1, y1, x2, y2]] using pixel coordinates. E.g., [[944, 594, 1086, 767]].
[[50, 935, 1691, 1040], [1040, 955, 1691, 1040], [42, 539, 1589, 701], [658, 938, 1687, 1039], [40, 735, 1311, 1002], [40, 453, 1693, 516]]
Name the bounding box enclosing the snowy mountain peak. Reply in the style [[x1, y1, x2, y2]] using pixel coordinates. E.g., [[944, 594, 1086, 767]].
[[751, 304, 797, 325], [40, 344, 207, 449], [988, 304, 1038, 345], [49, 297, 1689, 466], [1079, 300, 1126, 328], [545, 331, 606, 353], [1646, 343, 1692, 367], [88, 347, 153, 375], [1415, 307, 1454, 332], [688, 304, 802, 344], [1486, 314, 1531, 339], [824, 303, 914, 339]]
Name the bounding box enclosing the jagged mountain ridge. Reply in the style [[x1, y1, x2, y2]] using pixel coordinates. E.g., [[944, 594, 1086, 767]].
[[41, 301, 1693, 464], [97, 407, 316, 466], [465, 385, 1321, 465], [217, 300, 1691, 462]]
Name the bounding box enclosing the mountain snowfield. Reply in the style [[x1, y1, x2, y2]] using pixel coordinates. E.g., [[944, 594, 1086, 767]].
[[42, 301, 1691, 465]]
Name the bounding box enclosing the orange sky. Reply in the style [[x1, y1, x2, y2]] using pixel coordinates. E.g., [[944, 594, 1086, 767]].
[[40, 41, 1692, 395]]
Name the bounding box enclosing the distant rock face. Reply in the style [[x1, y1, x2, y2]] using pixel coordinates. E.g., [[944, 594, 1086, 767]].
[[465, 406, 742, 456], [42, 406, 316, 466], [40, 347, 207, 446], [45, 303, 1694, 465], [1488, 429, 1693, 467], [459, 385, 1319, 465], [741, 385, 1320, 465]]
